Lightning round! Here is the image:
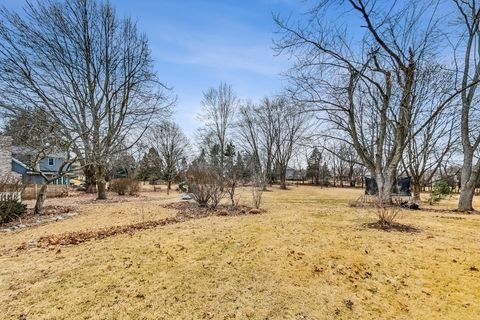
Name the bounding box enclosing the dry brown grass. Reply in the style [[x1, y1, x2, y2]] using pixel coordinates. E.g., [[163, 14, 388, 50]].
[[1, 186, 480, 319]]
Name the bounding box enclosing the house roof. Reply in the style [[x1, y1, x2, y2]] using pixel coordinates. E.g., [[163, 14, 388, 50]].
[[11, 145, 66, 158]]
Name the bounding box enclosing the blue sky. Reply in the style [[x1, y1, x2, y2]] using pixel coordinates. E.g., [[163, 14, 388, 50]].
[[110, 0, 303, 137], [0, 0, 304, 137]]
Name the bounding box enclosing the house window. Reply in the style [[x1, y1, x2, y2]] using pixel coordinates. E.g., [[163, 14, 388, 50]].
[[48, 158, 55, 166]]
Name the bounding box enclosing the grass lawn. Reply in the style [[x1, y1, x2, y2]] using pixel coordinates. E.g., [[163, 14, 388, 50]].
[[1, 186, 479, 319]]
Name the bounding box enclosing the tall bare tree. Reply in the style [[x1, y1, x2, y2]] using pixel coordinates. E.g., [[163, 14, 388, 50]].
[[272, 97, 309, 189], [199, 82, 237, 189], [275, 0, 463, 203], [237, 101, 263, 176], [403, 64, 459, 202], [237, 98, 278, 189], [452, 0, 480, 210], [149, 121, 189, 194], [257, 98, 283, 188], [0, 0, 172, 200]]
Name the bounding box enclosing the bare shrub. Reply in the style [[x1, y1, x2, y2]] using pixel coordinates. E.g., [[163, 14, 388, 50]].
[[186, 164, 224, 208], [251, 177, 264, 209], [110, 178, 140, 196], [127, 179, 141, 196], [374, 203, 401, 226], [209, 184, 225, 209], [0, 175, 26, 222], [225, 180, 237, 207]]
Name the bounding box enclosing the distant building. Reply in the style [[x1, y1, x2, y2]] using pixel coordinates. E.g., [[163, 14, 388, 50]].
[[285, 167, 306, 181]]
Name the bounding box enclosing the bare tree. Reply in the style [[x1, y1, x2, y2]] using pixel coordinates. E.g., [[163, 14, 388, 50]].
[[271, 97, 309, 189], [274, 0, 464, 203], [199, 83, 237, 190], [257, 98, 282, 188], [149, 121, 189, 194], [452, 1, 480, 210], [0, 0, 172, 200], [3, 109, 76, 214], [237, 98, 284, 190], [403, 64, 459, 202], [237, 101, 263, 177]]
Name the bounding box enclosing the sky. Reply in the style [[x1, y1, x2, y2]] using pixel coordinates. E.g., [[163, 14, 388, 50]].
[[1, 0, 455, 139], [0, 0, 306, 138], [108, 0, 304, 138]]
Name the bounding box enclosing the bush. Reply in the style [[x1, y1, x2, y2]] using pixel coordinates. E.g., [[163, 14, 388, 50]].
[[127, 179, 141, 196], [110, 178, 140, 196], [429, 180, 452, 205], [0, 176, 26, 222], [0, 199, 27, 223], [374, 202, 401, 226], [185, 164, 224, 208], [251, 177, 264, 209]]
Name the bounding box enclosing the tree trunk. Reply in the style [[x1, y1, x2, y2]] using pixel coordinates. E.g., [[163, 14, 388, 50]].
[[34, 184, 48, 215], [280, 167, 287, 189], [96, 166, 107, 200], [458, 186, 474, 211], [458, 151, 477, 211], [85, 164, 97, 194], [411, 177, 422, 203], [167, 180, 171, 195], [376, 172, 393, 205]]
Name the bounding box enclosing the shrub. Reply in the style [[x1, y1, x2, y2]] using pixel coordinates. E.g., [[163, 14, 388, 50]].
[[185, 164, 224, 208], [110, 178, 140, 196], [0, 176, 26, 222], [0, 199, 27, 223], [374, 203, 401, 226], [251, 177, 264, 209], [429, 180, 452, 205], [127, 179, 141, 196], [209, 184, 224, 209]]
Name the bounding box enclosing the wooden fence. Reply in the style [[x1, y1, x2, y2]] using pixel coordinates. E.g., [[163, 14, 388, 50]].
[[22, 185, 70, 200]]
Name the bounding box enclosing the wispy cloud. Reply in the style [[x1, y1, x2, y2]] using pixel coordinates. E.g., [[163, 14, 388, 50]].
[[150, 20, 288, 77]]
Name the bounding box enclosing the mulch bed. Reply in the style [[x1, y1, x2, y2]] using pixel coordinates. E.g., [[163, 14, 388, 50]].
[[16, 202, 264, 250], [365, 222, 421, 233]]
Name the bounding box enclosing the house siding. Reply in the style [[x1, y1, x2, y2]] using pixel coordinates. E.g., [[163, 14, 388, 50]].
[[39, 157, 66, 172]]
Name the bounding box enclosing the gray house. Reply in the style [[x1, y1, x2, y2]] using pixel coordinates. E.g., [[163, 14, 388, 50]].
[[0, 136, 72, 185]]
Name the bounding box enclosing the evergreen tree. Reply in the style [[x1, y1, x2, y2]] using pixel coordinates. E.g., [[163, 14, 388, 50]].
[[137, 148, 162, 183], [306, 148, 322, 185]]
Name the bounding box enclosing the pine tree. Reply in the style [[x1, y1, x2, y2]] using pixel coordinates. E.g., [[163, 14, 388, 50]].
[[137, 148, 162, 184], [306, 148, 322, 185]]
